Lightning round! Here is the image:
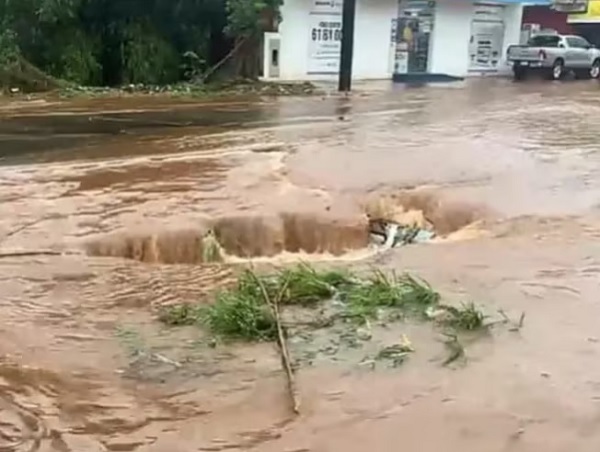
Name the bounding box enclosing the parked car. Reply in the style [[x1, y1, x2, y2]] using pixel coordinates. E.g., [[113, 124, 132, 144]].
[[506, 34, 600, 81]]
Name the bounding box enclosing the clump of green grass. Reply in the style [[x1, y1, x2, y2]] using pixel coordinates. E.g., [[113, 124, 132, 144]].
[[157, 265, 355, 341], [341, 270, 440, 324], [157, 271, 275, 340], [276, 264, 354, 305], [159, 264, 487, 352], [203, 290, 277, 341], [438, 303, 487, 332], [398, 274, 441, 314]]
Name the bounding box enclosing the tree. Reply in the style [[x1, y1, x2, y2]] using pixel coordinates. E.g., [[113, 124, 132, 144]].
[[0, 0, 279, 88], [225, 0, 282, 79]]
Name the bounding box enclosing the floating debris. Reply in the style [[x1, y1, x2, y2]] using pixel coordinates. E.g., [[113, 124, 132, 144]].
[[442, 333, 466, 367], [369, 218, 436, 249], [201, 229, 223, 263], [374, 335, 415, 368]]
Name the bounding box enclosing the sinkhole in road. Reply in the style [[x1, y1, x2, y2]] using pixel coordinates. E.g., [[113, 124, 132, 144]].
[[84, 191, 487, 264]]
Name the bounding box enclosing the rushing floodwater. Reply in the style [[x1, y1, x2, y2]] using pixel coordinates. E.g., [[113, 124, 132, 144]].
[[2, 79, 600, 451]]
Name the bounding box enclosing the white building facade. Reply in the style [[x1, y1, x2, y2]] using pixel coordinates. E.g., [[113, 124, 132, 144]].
[[262, 0, 528, 81]]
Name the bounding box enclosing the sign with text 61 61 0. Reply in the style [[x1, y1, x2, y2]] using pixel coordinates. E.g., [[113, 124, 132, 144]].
[[307, 0, 343, 74]]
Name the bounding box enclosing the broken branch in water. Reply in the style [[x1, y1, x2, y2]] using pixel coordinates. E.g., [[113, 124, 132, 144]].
[[0, 251, 63, 258], [250, 270, 301, 415]]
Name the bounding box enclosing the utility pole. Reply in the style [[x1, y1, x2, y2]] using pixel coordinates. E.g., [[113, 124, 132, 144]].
[[338, 0, 357, 92]]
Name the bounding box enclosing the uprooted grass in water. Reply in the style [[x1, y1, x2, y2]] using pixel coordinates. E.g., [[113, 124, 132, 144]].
[[159, 264, 484, 345], [158, 264, 355, 341], [375, 335, 415, 368], [341, 270, 440, 324], [203, 290, 277, 341], [442, 333, 466, 367], [438, 302, 488, 332], [275, 264, 352, 305], [159, 270, 278, 341]]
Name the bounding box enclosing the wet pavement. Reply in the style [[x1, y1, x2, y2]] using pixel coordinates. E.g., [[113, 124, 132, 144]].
[[2, 78, 600, 451]]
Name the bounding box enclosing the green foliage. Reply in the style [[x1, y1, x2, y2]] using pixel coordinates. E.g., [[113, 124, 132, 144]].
[[277, 264, 341, 306], [35, 0, 83, 24], [341, 271, 440, 324], [45, 28, 101, 85], [225, 0, 283, 37], [438, 303, 488, 331], [160, 265, 446, 341], [203, 290, 277, 341], [181, 51, 208, 81], [0, 0, 243, 87], [196, 265, 351, 340], [0, 25, 19, 66], [122, 22, 180, 85]]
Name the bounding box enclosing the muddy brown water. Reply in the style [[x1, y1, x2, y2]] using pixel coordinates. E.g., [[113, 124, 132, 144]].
[[2, 79, 600, 451]]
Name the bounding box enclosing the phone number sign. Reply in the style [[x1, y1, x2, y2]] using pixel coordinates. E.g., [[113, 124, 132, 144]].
[[307, 1, 342, 74]]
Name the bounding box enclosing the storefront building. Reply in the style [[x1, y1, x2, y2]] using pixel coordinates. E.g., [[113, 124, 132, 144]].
[[519, 1, 600, 48], [394, 0, 527, 80], [568, 0, 600, 47], [262, 0, 545, 82], [264, 0, 398, 81], [521, 4, 574, 35]]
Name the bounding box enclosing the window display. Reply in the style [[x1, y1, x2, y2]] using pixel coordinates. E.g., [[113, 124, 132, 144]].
[[395, 0, 436, 74]]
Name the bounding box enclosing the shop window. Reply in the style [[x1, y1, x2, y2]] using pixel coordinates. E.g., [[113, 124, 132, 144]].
[[394, 0, 436, 74]]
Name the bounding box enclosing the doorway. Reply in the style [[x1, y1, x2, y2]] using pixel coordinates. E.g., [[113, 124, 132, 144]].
[[469, 4, 505, 72], [395, 0, 436, 74]]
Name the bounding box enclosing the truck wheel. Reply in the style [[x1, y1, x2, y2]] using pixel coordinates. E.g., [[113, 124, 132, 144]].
[[549, 59, 564, 80], [513, 66, 527, 81], [591, 59, 600, 79]]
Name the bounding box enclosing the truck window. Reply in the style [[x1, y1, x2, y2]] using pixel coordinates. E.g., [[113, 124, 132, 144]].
[[527, 35, 560, 47], [566, 36, 590, 48]]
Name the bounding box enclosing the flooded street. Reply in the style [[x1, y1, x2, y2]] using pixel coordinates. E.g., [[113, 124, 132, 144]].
[[2, 78, 600, 451]]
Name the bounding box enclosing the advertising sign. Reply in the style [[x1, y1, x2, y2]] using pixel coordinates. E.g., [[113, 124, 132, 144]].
[[568, 0, 600, 21], [552, 0, 589, 14], [307, 0, 343, 74]]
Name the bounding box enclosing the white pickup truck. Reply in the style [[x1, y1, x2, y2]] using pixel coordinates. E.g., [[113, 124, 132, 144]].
[[507, 34, 600, 81]]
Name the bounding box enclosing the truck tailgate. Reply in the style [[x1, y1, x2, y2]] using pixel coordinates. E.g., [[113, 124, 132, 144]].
[[507, 45, 542, 61]]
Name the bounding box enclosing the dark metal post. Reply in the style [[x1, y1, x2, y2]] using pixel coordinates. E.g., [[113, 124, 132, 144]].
[[338, 0, 357, 92]]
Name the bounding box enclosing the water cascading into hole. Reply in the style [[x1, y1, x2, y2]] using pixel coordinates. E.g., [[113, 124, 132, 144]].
[[84, 191, 487, 264]]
